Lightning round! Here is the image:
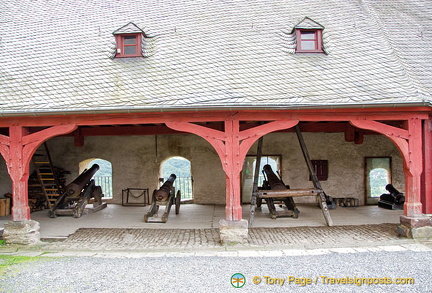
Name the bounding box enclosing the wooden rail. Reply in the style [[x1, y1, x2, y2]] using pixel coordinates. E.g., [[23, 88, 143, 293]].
[[257, 188, 322, 198]]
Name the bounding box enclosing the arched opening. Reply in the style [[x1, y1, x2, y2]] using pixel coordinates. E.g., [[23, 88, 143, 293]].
[[365, 157, 391, 205], [79, 158, 113, 198], [160, 156, 193, 202]]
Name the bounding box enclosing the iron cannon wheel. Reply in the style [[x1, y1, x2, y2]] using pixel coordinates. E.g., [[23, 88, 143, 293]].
[[175, 190, 181, 214]]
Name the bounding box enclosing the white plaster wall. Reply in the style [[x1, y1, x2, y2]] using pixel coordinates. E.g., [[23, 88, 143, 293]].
[[247, 132, 404, 205], [46, 134, 226, 205], [0, 131, 403, 206], [0, 157, 11, 197]]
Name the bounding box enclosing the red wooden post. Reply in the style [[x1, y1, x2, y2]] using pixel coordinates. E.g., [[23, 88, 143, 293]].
[[423, 119, 432, 214], [404, 118, 423, 217], [223, 120, 242, 221], [8, 126, 31, 221]]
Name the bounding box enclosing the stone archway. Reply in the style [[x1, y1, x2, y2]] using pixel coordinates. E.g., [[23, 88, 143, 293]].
[[160, 156, 193, 201]]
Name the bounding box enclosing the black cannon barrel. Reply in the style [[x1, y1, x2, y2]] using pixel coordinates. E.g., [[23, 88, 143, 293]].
[[384, 183, 405, 204], [262, 164, 286, 191], [385, 184, 402, 196], [154, 174, 177, 201], [65, 164, 100, 196]]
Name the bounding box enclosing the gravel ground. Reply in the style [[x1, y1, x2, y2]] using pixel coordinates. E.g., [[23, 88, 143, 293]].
[[0, 250, 431, 293]]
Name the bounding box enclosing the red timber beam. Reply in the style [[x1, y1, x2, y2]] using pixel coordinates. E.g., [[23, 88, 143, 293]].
[[166, 119, 299, 221], [424, 119, 432, 214], [0, 124, 77, 221], [350, 118, 423, 217], [0, 106, 430, 128]]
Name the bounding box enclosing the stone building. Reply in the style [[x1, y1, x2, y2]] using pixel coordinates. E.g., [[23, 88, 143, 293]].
[[0, 0, 431, 243]]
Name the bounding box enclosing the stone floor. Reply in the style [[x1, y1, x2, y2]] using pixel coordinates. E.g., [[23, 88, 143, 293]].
[[0, 203, 404, 239], [2, 203, 430, 256], [0, 204, 422, 253], [43, 223, 410, 252]]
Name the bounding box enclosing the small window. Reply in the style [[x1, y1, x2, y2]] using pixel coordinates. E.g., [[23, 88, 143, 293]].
[[115, 33, 142, 58], [311, 160, 328, 181], [296, 29, 323, 53], [293, 17, 325, 54], [113, 22, 145, 58]]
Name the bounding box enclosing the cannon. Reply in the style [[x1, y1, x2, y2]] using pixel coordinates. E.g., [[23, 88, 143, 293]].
[[49, 164, 107, 218], [378, 184, 405, 210], [263, 164, 289, 191], [259, 165, 300, 219], [144, 174, 181, 223]]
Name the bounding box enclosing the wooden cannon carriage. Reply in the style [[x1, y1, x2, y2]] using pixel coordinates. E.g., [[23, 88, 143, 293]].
[[259, 164, 315, 219], [49, 164, 107, 218], [250, 125, 334, 226], [144, 174, 181, 223]]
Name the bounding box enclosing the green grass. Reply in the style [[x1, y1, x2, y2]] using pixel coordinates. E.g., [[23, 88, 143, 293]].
[[0, 255, 45, 276]]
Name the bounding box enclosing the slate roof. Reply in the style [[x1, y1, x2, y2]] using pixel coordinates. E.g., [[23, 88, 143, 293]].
[[0, 0, 431, 116]]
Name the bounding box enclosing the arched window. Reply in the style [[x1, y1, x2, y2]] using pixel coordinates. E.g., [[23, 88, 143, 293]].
[[369, 168, 390, 197], [365, 157, 391, 204], [79, 158, 113, 198], [160, 156, 193, 201]]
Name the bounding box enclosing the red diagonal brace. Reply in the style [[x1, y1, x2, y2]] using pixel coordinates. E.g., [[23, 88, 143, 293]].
[[350, 118, 423, 217], [166, 119, 298, 221]]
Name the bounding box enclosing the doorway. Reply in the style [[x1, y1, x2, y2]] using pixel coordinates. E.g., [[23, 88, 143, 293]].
[[241, 155, 281, 203], [365, 157, 391, 205]]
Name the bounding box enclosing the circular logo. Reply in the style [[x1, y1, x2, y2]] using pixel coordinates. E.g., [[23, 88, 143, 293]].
[[231, 273, 246, 288]]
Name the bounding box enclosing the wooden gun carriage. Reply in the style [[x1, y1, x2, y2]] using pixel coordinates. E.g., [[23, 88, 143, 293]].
[[49, 164, 107, 218], [144, 174, 181, 223], [258, 164, 315, 219], [250, 125, 333, 226]]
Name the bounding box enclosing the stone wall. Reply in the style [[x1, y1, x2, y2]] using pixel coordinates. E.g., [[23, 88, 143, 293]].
[[0, 132, 404, 206], [247, 132, 404, 205]]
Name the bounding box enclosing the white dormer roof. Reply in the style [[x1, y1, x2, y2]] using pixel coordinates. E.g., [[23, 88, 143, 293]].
[[113, 22, 145, 35], [294, 17, 324, 30]]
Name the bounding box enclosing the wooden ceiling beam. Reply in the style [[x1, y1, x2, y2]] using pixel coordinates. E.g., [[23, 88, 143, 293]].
[[62, 121, 382, 138], [68, 125, 185, 137]]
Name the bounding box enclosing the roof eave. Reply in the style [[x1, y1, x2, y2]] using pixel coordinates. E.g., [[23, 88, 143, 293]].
[[0, 102, 431, 118]]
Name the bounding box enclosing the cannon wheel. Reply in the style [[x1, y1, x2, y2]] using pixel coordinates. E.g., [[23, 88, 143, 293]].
[[175, 190, 181, 214]]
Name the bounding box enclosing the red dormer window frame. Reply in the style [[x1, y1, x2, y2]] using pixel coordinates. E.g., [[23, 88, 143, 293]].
[[295, 29, 323, 53], [115, 33, 142, 58]]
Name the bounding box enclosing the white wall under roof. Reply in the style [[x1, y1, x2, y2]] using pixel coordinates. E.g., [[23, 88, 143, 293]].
[[0, 132, 404, 207]]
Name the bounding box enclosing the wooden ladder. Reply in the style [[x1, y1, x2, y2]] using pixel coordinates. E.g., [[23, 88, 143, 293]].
[[31, 142, 63, 209]]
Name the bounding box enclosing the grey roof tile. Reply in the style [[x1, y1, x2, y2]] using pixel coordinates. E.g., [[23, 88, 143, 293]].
[[0, 0, 431, 115]]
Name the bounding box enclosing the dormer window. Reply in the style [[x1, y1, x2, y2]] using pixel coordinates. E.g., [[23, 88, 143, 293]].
[[296, 29, 323, 52], [115, 34, 142, 57], [294, 17, 324, 53], [113, 22, 145, 58]]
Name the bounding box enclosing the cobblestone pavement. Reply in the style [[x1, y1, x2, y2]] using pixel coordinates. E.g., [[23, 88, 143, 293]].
[[39, 223, 420, 253]]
